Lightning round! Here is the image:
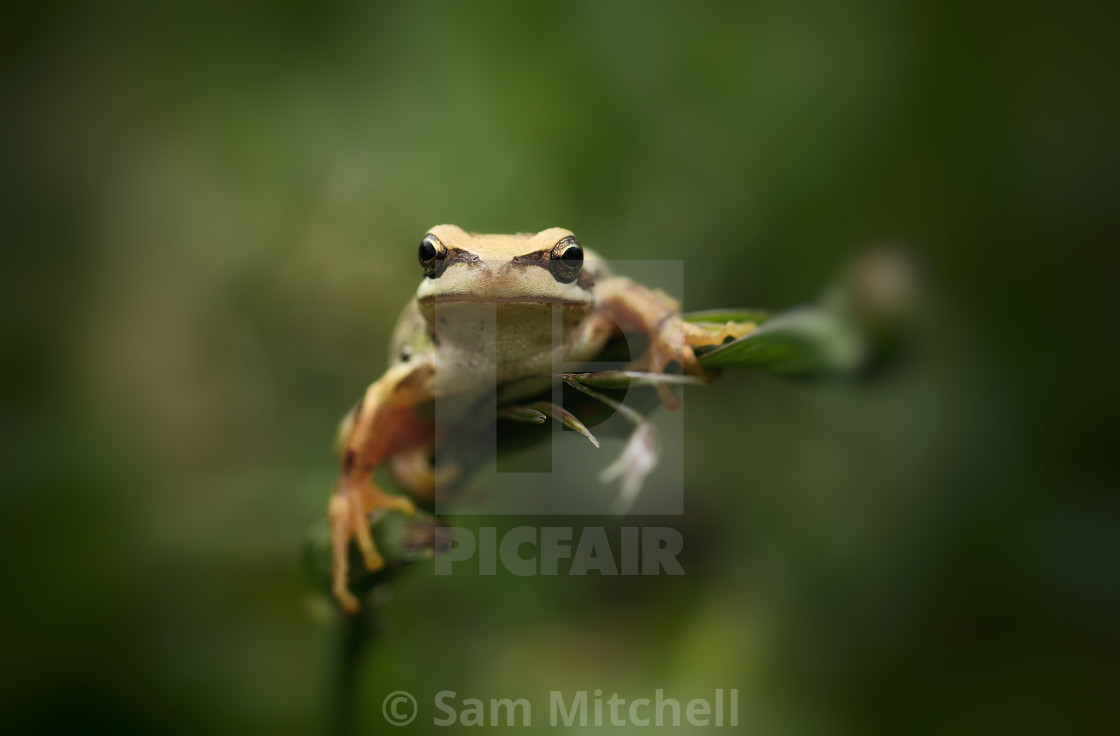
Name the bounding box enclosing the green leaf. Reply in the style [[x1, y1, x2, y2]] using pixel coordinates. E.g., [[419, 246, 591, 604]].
[[697, 306, 865, 376], [683, 308, 773, 325]]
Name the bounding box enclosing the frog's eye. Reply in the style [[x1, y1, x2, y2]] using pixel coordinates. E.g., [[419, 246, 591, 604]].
[[550, 237, 584, 284], [418, 234, 447, 278]]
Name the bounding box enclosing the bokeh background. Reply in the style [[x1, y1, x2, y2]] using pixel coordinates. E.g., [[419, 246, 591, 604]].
[[4, 1, 1116, 733]]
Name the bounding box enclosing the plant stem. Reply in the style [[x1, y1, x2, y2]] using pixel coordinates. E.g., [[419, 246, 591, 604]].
[[331, 603, 377, 736]]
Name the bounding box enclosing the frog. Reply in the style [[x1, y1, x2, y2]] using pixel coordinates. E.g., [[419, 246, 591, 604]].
[[327, 224, 755, 612]]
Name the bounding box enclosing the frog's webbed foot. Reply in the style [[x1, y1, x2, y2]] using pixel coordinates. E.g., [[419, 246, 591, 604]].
[[329, 474, 416, 614], [633, 319, 756, 409], [682, 319, 757, 350], [634, 317, 706, 410], [596, 278, 756, 410]]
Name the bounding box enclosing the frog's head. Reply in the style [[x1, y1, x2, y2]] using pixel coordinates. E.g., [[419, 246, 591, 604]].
[[413, 224, 599, 306]]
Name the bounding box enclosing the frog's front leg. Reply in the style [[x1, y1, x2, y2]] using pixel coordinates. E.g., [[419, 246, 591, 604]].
[[387, 447, 462, 503], [329, 362, 434, 613], [595, 277, 756, 409]]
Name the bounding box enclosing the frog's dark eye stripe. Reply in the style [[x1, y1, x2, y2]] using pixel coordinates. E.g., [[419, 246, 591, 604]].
[[418, 233, 479, 279], [512, 236, 586, 284]]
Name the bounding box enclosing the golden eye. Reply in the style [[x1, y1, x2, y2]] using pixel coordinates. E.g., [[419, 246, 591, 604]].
[[418, 234, 446, 277], [550, 237, 583, 284]]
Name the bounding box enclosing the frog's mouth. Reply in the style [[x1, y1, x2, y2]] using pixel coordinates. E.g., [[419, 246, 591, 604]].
[[417, 296, 594, 328], [418, 295, 591, 306]]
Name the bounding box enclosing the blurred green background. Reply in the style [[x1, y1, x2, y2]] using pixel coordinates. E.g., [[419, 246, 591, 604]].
[[3, 1, 1116, 733]]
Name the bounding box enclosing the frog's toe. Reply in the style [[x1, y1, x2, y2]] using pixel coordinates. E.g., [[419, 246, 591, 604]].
[[642, 324, 705, 410], [389, 494, 416, 515], [682, 319, 757, 349], [361, 482, 417, 516], [329, 492, 362, 614], [352, 500, 385, 572], [333, 579, 360, 615], [330, 476, 417, 612]]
